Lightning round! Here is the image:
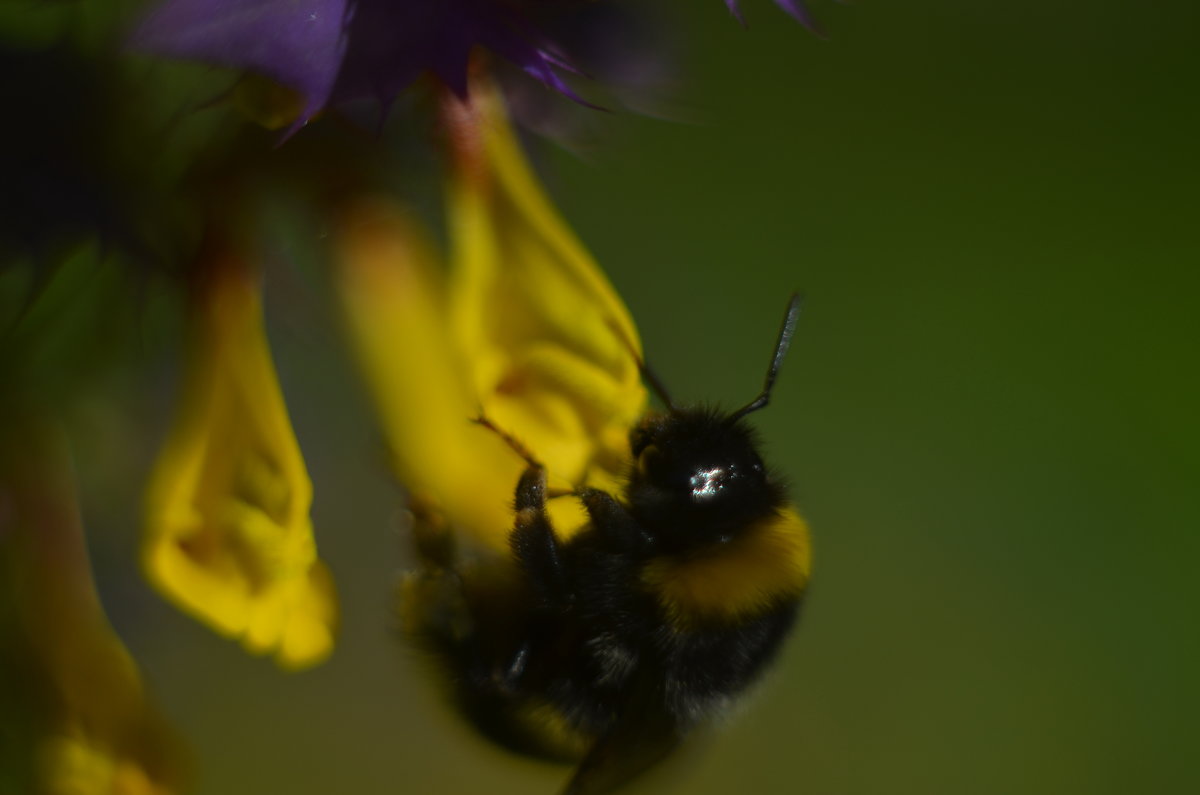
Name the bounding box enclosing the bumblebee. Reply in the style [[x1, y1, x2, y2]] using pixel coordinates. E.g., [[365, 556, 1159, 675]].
[[404, 295, 810, 794]]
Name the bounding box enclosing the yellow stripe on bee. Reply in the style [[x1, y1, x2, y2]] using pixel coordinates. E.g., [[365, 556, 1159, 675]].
[[640, 507, 811, 627]]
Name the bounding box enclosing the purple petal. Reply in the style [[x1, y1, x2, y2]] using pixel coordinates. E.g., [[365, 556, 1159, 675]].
[[335, 0, 590, 106], [131, 0, 351, 122], [726, 0, 748, 27], [773, 0, 822, 33], [726, 0, 822, 33], [132, 0, 599, 125]]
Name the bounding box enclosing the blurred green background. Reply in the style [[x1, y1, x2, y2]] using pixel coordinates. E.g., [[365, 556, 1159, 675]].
[[42, 0, 1200, 793]]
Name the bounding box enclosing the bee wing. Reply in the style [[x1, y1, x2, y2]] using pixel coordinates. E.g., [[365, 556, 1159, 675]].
[[560, 680, 682, 795]]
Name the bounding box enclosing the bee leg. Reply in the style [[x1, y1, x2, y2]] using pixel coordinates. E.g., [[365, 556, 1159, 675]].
[[510, 464, 571, 605], [396, 498, 473, 645], [407, 493, 458, 570], [471, 413, 541, 468], [578, 488, 652, 552]]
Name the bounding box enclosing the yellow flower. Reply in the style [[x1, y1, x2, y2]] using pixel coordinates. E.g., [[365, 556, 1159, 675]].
[[337, 80, 647, 549], [0, 420, 185, 795], [143, 248, 337, 669]]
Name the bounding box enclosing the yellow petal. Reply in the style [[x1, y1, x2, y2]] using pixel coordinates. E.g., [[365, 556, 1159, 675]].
[[444, 82, 647, 497], [1, 420, 186, 795], [337, 81, 647, 551], [143, 251, 337, 669], [335, 201, 524, 546]]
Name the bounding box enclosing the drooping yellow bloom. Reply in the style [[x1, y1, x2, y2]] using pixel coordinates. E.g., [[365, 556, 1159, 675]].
[[143, 248, 337, 669], [337, 80, 647, 549], [0, 420, 185, 795]]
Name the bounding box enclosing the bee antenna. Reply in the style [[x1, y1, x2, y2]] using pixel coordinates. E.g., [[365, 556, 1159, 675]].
[[606, 316, 676, 410], [639, 359, 676, 412], [729, 292, 803, 422]]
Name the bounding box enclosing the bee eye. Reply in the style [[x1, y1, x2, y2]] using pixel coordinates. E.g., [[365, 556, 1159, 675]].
[[636, 444, 661, 478]]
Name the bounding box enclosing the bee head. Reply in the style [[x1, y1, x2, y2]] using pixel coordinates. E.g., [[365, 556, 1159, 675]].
[[624, 294, 802, 552], [626, 409, 785, 549]]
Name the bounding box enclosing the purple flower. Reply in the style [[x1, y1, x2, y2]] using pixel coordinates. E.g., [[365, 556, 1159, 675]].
[[131, 0, 586, 128]]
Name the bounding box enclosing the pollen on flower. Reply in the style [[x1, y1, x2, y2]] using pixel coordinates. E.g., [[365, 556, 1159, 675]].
[[143, 251, 337, 669]]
